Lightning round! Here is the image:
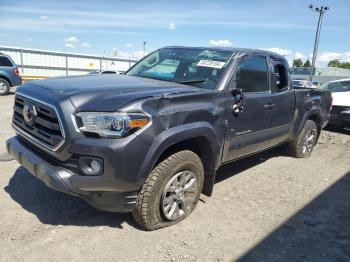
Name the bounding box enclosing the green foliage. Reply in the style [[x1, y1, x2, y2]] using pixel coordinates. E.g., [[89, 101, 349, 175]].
[[328, 59, 350, 69], [303, 59, 311, 67], [292, 59, 303, 67]]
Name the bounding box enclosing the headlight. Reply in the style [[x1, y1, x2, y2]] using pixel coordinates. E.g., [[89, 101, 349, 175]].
[[76, 112, 150, 138]]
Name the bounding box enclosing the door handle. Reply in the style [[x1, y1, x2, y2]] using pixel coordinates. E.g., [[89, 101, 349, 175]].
[[264, 103, 275, 110]]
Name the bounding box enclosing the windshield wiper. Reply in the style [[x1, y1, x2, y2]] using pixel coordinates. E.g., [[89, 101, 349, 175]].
[[177, 79, 207, 84], [134, 76, 208, 85]]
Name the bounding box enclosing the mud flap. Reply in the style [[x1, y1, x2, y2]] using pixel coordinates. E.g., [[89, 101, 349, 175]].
[[202, 169, 215, 196]]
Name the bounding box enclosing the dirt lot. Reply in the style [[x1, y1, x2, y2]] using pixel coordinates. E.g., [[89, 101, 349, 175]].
[[0, 91, 349, 262]]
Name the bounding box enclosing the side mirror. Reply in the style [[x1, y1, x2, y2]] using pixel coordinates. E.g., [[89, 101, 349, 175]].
[[231, 88, 242, 97], [231, 89, 245, 114]]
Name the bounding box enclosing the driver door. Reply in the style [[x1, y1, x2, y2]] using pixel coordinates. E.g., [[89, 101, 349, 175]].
[[222, 55, 274, 162]]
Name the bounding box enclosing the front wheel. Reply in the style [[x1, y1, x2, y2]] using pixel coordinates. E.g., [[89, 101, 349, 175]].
[[132, 150, 204, 231], [288, 120, 318, 158]]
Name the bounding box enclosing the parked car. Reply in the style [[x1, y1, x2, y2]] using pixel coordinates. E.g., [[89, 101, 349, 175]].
[[0, 53, 22, 95], [322, 79, 350, 128], [292, 78, 312, 89], [312, 81, 320, 89], [6, 47, 332, 230], [88, 70, 120, 75]]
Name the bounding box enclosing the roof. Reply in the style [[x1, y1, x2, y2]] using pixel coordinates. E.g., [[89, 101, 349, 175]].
[[163, 46, 284, 58]]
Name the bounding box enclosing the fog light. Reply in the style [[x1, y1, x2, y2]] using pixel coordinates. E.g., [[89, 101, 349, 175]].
[[90, 159, 101, 173], [79, 157, 103, 176]]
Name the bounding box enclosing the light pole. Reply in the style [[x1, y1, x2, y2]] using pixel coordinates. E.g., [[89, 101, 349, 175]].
[[143, 41, 147, 57], [309, 4, 329, 82]]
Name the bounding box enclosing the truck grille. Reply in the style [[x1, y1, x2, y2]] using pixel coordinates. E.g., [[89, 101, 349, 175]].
[[12, 94, 65, 150]]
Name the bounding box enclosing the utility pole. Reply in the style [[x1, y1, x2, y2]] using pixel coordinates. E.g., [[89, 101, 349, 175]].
[[309, 4, 329, 82], [143, 41, 147, 57]]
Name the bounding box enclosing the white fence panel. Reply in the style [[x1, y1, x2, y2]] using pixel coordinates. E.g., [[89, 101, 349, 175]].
[[0, 46, 138, 78]]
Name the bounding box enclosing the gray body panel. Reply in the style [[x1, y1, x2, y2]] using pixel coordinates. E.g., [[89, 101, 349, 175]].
[[7, 47, 332, 211]]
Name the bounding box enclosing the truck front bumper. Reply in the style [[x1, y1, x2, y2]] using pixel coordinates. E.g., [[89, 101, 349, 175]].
[[6, 136, 137, 212]]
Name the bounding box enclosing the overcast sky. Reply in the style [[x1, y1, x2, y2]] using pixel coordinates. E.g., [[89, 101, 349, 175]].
[[1, 0, 349, 66]]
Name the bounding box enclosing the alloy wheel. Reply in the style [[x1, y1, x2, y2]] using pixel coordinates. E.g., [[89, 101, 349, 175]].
[[303, 129, 316, 154], [0, 82, 7, 92], [161, 171, 198, 221]]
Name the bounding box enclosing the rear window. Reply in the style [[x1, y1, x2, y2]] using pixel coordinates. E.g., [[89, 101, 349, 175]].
[[0, 56, 13, 67]]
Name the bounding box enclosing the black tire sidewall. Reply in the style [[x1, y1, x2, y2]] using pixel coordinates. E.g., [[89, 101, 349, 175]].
[[147, 151, 204, 229]]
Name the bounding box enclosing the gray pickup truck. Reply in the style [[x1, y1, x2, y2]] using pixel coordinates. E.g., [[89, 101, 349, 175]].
[[6, 47, 332, 230]]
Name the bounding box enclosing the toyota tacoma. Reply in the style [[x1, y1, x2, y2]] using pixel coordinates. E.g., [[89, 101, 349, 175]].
[[6, 47, 332, 230]]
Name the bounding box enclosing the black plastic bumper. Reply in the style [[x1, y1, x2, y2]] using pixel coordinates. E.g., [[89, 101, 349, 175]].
[[6, 136, 137, 212], [329, 109, 350, 127]]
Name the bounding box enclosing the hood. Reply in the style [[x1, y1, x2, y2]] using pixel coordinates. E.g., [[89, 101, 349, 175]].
[[17, 74, 201, 111], [331, 91, 350, 107]]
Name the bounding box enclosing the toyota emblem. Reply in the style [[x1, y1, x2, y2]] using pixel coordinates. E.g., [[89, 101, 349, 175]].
[[23, 104, 37, 125]]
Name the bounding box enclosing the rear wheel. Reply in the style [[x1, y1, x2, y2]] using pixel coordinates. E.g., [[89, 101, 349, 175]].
[[132, 150, 204, 231], [0, 78, 10, 96], [288, 120, 318, 158]]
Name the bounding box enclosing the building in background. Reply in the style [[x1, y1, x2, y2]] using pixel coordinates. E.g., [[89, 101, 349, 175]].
[[0, 46, 138, 81], [291, 67, 350, 87]]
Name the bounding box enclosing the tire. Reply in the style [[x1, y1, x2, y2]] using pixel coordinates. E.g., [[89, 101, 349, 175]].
[[132, 150, 204, 231], [0, 78, 10, 96], [288, 120, 318, 158]]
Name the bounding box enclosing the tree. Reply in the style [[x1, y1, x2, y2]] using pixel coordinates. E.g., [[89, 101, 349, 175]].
[[340, 62, 350, 69], [328, 59, 341, 67], [303, 59, 311, 67], [292, 59, 303, 67], [328, 59, 350, 69]]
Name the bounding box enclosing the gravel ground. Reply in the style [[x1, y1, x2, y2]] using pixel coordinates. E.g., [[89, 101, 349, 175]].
[[0, 92, 349, 262]]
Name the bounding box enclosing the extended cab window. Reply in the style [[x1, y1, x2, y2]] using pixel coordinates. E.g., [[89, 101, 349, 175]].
[[273, 60, 289, 92], [0, 56, 13, 67], [229, 56, 269, 93]]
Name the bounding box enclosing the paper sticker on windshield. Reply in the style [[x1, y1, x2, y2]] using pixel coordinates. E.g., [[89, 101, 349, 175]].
[[197, 60, 225, 69]]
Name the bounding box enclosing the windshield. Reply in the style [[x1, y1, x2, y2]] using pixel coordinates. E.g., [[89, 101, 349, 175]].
[[322, 81, 350, 92], [126, 47, 234, 89]]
